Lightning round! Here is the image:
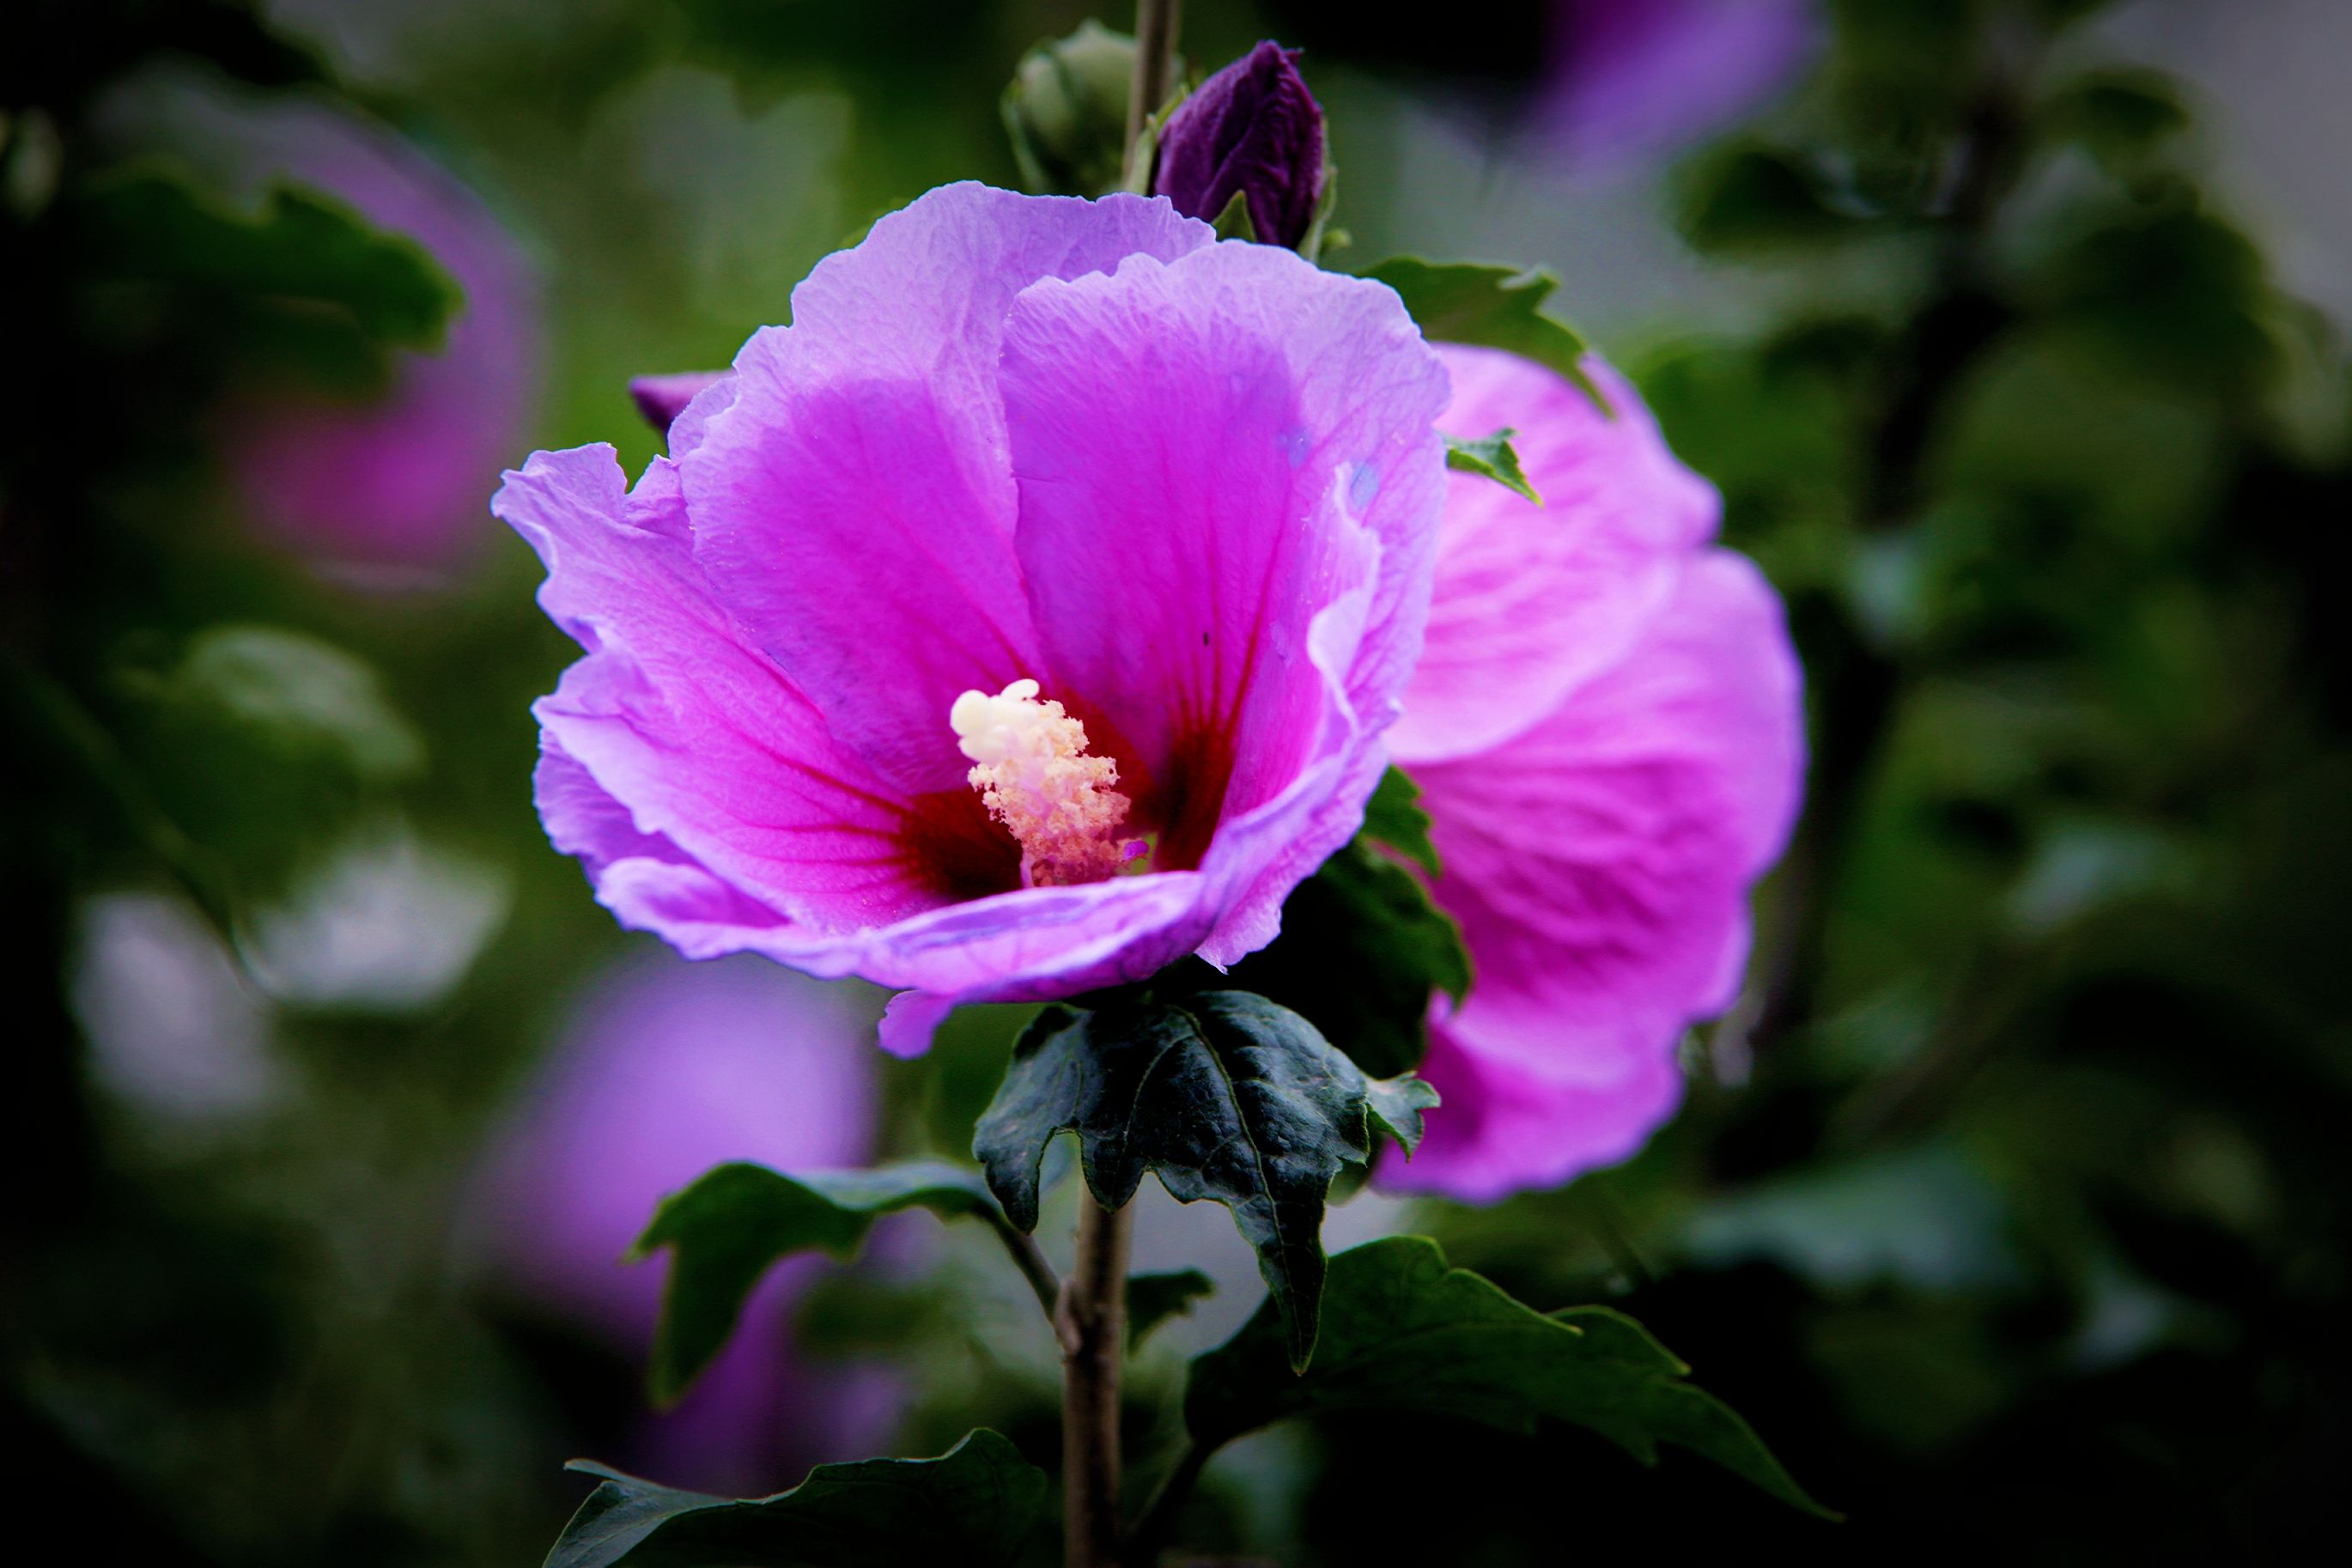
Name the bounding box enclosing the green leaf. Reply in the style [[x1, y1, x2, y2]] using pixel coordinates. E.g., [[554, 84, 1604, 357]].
[[632, 1160, 1006, 1404], [1443, 428, 1543, 505], [544, 1429, 1048, 1568], [973, 993, 1435, 1370], [77, 168, 459, 349], [1223, 841, 1470, 1079], [1208, 187, 1260, 244], [1674, 142, 1855, 256], [1183, 1237, 1836, 1519], [1361, 765, 1440, 877], [2039, 68, 2191, 173], [1362, 256, 1600, 404], [1127, 1268, 1217, 1350]]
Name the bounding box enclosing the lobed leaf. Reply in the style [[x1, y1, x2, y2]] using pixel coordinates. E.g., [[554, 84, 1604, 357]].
[[1363, 256, 1600, 404], [632, 1160, 1005, 1404], [544, 1429, 1048, 1568], [973, 993, 1434, 1369], [1182, 1237, 1835, 1518], [1443, 428, 1544, 504]]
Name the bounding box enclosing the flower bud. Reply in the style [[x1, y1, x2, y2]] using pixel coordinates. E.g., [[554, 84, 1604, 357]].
[[1001, 21, 1137, 198], [1152, 41, 1327, 251]]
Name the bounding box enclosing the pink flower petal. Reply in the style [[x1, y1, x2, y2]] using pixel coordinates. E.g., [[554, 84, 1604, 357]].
[[1413, 550, 1803, 1089], [1391, 347, 1718, 764], [683, 185, 1212, 795]]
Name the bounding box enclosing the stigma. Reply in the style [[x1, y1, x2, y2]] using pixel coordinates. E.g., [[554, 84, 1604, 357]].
[[950, 679, 1136, 887]]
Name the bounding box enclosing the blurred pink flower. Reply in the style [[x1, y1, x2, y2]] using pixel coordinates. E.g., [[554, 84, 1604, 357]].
[[1383, 347, 1805, 1202], [461, 954, 896, 1493], [500, 182, 1449, 1056], [217, 101, 539, 582], [1539, 0, 1819, 164]]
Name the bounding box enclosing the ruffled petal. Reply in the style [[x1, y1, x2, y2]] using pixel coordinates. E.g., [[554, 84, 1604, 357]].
[[1379, 1022, 1685, 1204], [684, 184, 1213, 794], [499, 444, 1018, 951], [998, 239, 1448, 953], [1390, 348, 1718, 764], [1412, 550, 1804, 1087]]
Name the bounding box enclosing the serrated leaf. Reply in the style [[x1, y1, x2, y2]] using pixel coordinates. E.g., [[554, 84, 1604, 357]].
[[1363, 256, 1600, 405], [1223, 842, 1470, 1079], [973, 993, 1434, 1369], [1127, 1268, 1216, 1350], [1361, 765, 1440, 876], [632, 1161, 1006, 1404], [1183, 1237, 1835, 1519], [77, 168, 459, 349], [1444, 428, 1543, 504], [544, 1429, 1048, 1568]]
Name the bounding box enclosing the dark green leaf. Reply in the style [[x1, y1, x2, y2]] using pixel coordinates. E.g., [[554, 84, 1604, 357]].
[[2039, 68, 2191, 172], [1361, 256, 1599, 404], [1361, 765, 1440, 877], [1675, 142, 1856, 255], [1443, 428, 1543, 505], [633, 1161, 1006, 1404], [544, 1429, 1048, 1568], [1183, 1237, 1835, 1518], [1127, 1268, 1217, 1350], [1222, 842, 1470, 1079], [973, 993, 1434, 1369], [76, 168, 459, 349]]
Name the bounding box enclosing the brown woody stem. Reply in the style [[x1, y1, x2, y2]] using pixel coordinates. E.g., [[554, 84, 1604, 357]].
[[1060, 1190, 1132, 1568]]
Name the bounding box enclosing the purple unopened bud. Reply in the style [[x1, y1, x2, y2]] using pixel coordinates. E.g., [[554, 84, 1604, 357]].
[[1152, 41, 1326, 250], [629, 371, 729, 437]]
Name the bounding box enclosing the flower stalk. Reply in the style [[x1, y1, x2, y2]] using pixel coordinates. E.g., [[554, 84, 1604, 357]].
[[1059, 1190, 1132, 1568], [1126, 0, 1182, 170]]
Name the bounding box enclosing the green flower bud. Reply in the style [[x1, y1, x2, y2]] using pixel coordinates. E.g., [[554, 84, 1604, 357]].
[[1001, 21, 1139, 198]]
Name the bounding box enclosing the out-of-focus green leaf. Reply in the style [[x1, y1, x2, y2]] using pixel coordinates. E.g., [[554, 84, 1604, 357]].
[[1443, 428, 1542, 504], [973, 993, 1434, 1369], [1184, 1237, 1835, 1517], [144, 626, 423, 782], [1127, 1268, 1216, 1350], [1223, 841, 1469, 1079], [545, 1430, 1048, 1568], [2039, 68, 2191, 172], [1361, 256, 1598, 403], [76, 168, 459, 349], [1676, 142, 1858, 255], [632, 1161, 1007, 1404]]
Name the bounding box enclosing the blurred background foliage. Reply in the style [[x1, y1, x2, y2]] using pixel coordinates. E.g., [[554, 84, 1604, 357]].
[[5, 0, 2349, 1562]]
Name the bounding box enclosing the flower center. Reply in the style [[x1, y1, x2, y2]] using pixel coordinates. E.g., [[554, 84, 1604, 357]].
[[950, 679, 1137, 888]]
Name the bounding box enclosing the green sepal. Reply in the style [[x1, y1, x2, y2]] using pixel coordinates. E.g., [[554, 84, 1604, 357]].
[[1208, 188, 1259, 243], [1362, 255, 1602, 408], [631, 1160, 1008, 1405], [1127, 1268, 1217, 1350], [1182, 1237, 1838, 1519], [973, 992, 1435, 1370], [544, 1430, 1048, 1568], [1444, 428, 1543, 504]]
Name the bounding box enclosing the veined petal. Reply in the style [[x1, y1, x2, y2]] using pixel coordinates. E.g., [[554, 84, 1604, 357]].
[[1391, 347, 1718, 764], [684, 184, 1213, 794], [498, 444, 1018, 948], [999, 239, 1449, 916], [1413, 550, 1804, 1085], [1380, 1024, 1685, 1203]]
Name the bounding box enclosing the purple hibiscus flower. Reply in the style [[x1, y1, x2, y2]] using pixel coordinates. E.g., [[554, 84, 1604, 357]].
[[1540, 0, 1820, 164], [461, 954, 897, 1493], [1383, 346, 1805, 1202], [498, 183, 1450, 1056]]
